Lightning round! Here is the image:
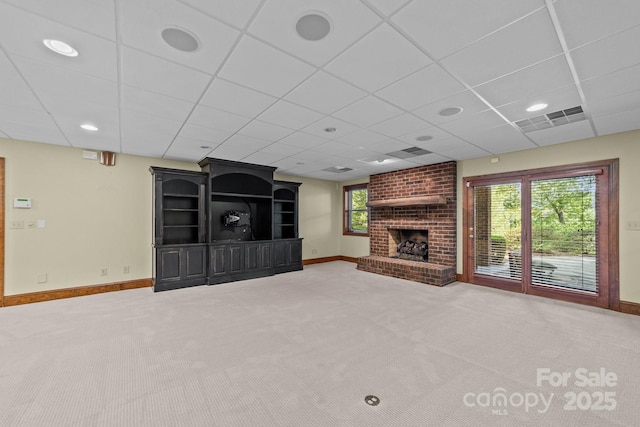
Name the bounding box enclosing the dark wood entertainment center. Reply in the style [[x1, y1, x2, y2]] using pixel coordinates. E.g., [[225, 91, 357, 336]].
[[150, 158, 302, 292]]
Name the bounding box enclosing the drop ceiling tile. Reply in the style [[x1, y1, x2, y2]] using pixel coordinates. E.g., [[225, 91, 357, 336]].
[[588, 90, 640, 119], [284, 71, 367, 114], [412, 91, 490, 125], [0, 4, 117, 81], [177, 124, 233, 145], [258, 142, 306, 157], [571, 25, 640, 80], [47, 102, 119, 145], [122, 86, 195, 122], [325, 23, 432, 92], [417, 137, 491, 159], [200, 78, 277, 117], [368, 113, 434, 137], [3, 0, 117, 40], [200, 134, 271, 161], [458, 124, 536, 154], [495, 84, 582, 123], [13, 56, 119, 110], [0, 105, 68, 145], [376, 64, 467, 110], [164, 137, 220, 162], [395, 126, 454, 146], [122, 47, 212, 103], [474, 55, 574, 108], [582, 63, 640, 101], [257, 100, 324, 130], [392, 0, 543, 59], [271, 156, 313, 172], [121, 111, 184, 157], [187, 105, 251, 133], [554, 0, 640, 49], [278, 132, 330, 149], [121, 0, 239, 74], [440, 110, 508, 136], [241, 151, 288, 166], [248, 0, 381, 66], [405, 153, 453, 166], [287, 150, 333, 162], [366, 0, 411, 16], [335, 130, 390, 147], [300, 117, 359, 140], [177, 0, 263, 29], [218, 36, 316, 97], [332, 96, 404, 128], [313, 140, 362, 157], [441, 9, 562, 87], [592, 107, 640, 137], [361, 138, 413, 154], [526, 120, 595, 146], [238, 120, 295, 141], [0, 52, 44, 110]]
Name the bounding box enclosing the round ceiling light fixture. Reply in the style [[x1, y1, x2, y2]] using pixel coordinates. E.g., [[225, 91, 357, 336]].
[[415, 135, 433, 142], [200, 145, 211, 149], [43, 39, 78, 57], [526, 103, 548, 112], [324, 127, 337, 133], [296, 12, 332, 41], [161, 27, 199, 52], [80, 123, 99, 132], [438, 106, 464, 117]]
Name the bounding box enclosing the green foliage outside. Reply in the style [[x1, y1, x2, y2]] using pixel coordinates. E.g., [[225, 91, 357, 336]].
[[350, 189, 368, 232], [489, 176, 596, 256]]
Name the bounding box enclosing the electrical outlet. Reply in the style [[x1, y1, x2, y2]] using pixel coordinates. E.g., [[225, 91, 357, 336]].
[[37, 273, 47, 283], [312, 249, 318, 254], [10, 220, 24, 229], [123, 266, 130, 274], [100, 267, 108, 276]]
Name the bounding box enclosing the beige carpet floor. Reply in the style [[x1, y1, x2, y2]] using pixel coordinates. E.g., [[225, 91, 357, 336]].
[[1, 261, 638, 426]]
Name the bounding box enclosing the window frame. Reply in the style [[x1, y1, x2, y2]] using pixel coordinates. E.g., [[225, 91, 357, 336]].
[[343, 183, 369, 236]]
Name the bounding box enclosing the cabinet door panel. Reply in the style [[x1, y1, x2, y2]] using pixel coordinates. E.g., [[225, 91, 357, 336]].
[[159, 250, 181, 280], [185, 246, 207, 278], [229, 246, 244, 273], [211, 246, 228, 275]]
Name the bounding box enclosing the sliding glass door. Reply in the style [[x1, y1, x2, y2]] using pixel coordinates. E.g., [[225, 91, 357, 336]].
[[464, 160, 617, 308]]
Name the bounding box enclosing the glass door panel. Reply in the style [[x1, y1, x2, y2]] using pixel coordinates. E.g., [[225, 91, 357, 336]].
[[473, 182, 522, 281], [530, 175, 598, 293]]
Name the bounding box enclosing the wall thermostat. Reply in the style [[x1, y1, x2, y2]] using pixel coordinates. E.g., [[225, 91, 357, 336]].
[[14, 198, 32, 209]]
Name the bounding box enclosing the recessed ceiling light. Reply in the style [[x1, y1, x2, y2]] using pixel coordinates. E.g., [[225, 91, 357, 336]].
[[438, 106, 464, 117], [296, 12, 331, 41], [296, 162, 305, 165], [43, 39, 78, 57], [415, 135, 433, 142], [526, 103, 548, 112], [324, 127, 337, 133], [161, 28, 199, 52], [200, 145, 211, 149], [80, 123, 99, 132]]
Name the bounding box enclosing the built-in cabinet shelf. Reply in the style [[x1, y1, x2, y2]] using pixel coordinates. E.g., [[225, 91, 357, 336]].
[[151, 159, 302, 292]]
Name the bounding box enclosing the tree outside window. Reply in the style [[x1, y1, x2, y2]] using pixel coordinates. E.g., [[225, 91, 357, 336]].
[[344, 184, 368, 235]]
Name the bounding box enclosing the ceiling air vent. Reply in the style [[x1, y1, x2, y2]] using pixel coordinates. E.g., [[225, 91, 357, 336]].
[[322, 166, 353, 173], [385, 146, 432, 159], [515, 106, 586, 133]]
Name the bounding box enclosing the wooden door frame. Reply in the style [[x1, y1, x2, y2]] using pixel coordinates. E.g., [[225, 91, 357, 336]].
[[462, 159, 619, 310]]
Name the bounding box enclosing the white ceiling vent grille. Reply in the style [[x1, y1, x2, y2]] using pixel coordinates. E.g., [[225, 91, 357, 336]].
[[386, 146, 432, 159], [515, 106, 586, 133], [322, 166, 353, 173]]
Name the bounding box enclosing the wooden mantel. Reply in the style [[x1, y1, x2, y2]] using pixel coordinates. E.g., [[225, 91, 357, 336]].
[[367, 196, 447, 208]]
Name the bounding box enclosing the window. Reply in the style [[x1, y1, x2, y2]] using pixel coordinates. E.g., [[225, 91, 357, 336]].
[[343, 183, 368, 235]]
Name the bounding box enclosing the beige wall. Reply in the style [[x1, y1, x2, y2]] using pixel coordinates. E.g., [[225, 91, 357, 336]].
[[458, 129, 640, 303]]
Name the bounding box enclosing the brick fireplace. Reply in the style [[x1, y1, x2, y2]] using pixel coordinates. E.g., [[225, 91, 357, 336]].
[[357, 161, 457, 286]]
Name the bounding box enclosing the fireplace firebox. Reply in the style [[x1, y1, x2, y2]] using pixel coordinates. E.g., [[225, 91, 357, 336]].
[[388, 229, 428, 262]]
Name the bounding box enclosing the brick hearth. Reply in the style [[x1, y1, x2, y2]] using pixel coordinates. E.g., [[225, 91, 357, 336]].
[[357, 161, 457, 287]]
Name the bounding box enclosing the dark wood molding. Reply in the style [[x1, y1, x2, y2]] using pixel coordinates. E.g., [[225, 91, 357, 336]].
[[2, 278, 152, 307], [619, 301, 640, 316], [456, 274, 464, 282], [0, 158, 4, 308], [367, 196, 447, 208], [303, 256, 357, 265]]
